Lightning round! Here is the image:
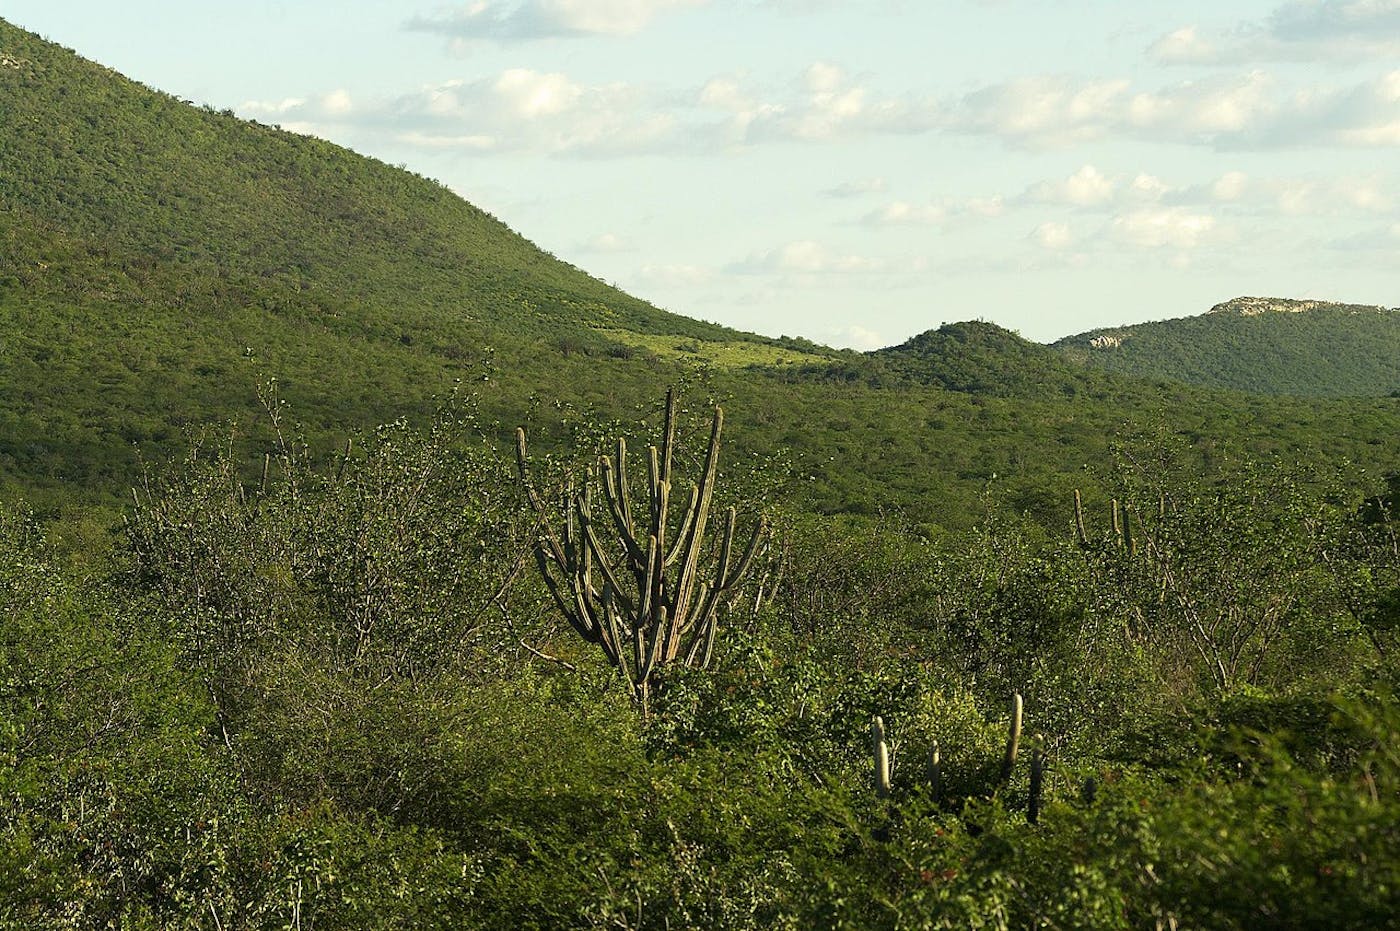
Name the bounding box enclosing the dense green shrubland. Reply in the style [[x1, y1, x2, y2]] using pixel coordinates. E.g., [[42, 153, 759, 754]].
[[5, 19, 1400, 925], [3, 402, 1398, 927]]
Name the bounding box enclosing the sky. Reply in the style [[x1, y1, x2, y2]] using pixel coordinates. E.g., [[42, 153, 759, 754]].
[[6, 1, 1400, 348]]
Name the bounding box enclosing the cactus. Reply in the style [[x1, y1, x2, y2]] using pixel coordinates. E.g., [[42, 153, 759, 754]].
[[515, 390, 765, 708], [927, 739, 941, 803], [871, 715, 891, 798], [1028, 734, 1045, 824], [1001, 692, 1023, 783], [1073, 490, 1137, 555]]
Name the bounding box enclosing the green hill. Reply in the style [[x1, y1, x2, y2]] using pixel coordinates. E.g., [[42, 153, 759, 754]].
[[0, 18, 835, 503], [2, 18, 1399, 531], [1055, 297, 1400, 397], [870, 320, 1111, 397]]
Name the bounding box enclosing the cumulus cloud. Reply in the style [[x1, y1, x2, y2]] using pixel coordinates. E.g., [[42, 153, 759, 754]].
[[406, 0, 705, 42], [945, 69, 1400, 150], [241, 61, 1400, 160], [1148, 26, 1222, 64], [700, 63, 940, 144], [858, 194, 1002, 228], [241, 70, 676, 156], [1020, 164, 1117, 207], [861, 201, 948, 226], [1031, 221, 1073, 249], [1110, 207, 1217, 249], [826, 324, 887, 351], [1151, 0, 1400, 64], [1160, 171, 1394, 214], [728, 240, 886, 275]]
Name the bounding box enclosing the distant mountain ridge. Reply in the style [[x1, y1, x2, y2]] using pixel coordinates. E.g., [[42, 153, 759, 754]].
[[1207, 296, 1394, 317], [1055, 297, 1400, 398]]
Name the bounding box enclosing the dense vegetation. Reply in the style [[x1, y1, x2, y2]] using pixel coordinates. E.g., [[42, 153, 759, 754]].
[[4, 401, 1399, 927], [1056, 299, 1400, 398], [4, 18, 1400, 927]]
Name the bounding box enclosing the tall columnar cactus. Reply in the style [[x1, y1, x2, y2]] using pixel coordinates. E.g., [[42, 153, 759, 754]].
[[515, 390, 765, 708], [871, 715, 892, 799], [1001, 692, 1023, 783], [1073, 489, 1136, 555], [1028, 734, 1045, 824], [927, 739, 941, 803], [1073, 489, 1089, 546]]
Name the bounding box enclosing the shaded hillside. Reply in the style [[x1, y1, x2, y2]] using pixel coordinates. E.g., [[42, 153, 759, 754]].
[[0, 18, 833, 502], [1055, 297, 1400, 397]]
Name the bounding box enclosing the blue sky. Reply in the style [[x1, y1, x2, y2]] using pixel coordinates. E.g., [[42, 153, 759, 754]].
[[7, 1, 1400, 347]]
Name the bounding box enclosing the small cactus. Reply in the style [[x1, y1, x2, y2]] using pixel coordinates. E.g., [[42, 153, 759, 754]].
[[871, 714, 891, 799], [1073, 489, 1089, 545], [927, 739, 941, 803], [1028, 734, 1045, 824], [1001, 692, 1023, 783]]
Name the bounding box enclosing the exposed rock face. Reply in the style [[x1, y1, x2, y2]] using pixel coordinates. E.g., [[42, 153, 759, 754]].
[[1209, 296, 1391, 316], [1088, 334, 1122, 349]]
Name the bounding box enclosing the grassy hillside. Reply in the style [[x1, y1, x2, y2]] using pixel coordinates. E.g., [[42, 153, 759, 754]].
[[1055, 297, 1400, 397], [0, 18, 834, 503], [2, 18, 1399, 534]]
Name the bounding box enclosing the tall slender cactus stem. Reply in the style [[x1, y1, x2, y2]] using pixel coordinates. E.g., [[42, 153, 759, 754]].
[[1001, 692, 1023, 783]]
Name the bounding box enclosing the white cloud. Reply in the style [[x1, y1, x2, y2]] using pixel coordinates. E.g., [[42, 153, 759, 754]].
[[406, 0, 706, 42], [729, 240, 885, 275], [1031, 221, 1073, 249], [861, 201, 947, 226], [804, 61, 846, 94], [946, 69, 1400, 150], [1126, 173, 1172, 202], [951, 76, 1132, 147], [1021, 164, 1117, 206], [242, 69, 676, 156], [858, 193, 1003, 228], [827, 324, 887, 351], [242, 61, 1400, 161], [1161, 171, 1394, 214], [1212, 170, 1249, 201], [709, 64, 940, 144], [824, 177, 887, 198], [1111, 207, 1217, 249], [1151, 1, 1400, 64], [1148, 26, 1221, 64]]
